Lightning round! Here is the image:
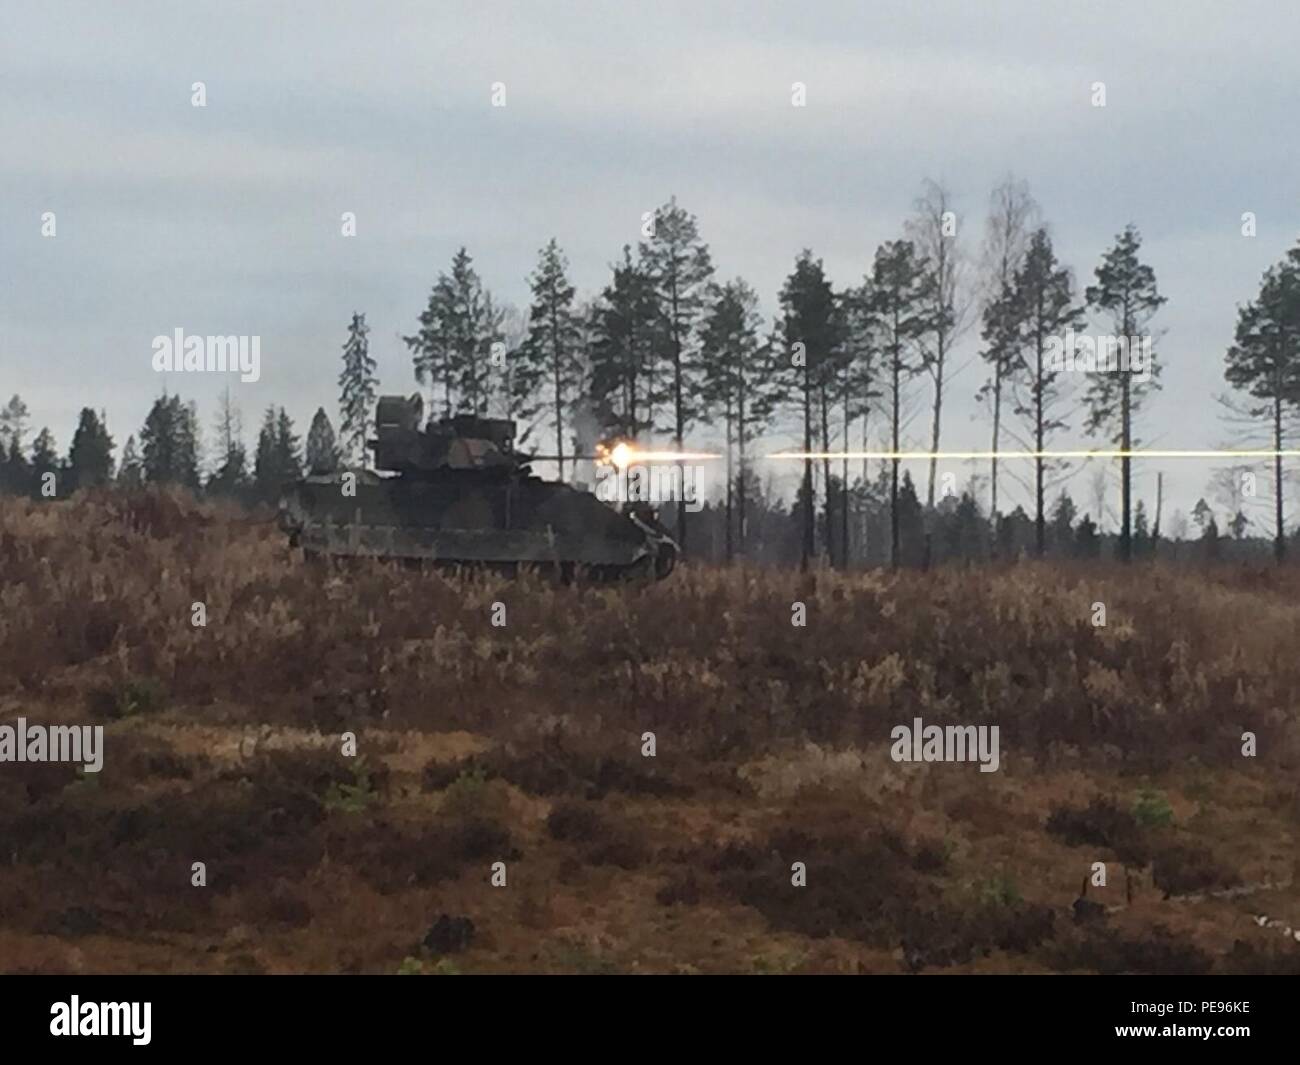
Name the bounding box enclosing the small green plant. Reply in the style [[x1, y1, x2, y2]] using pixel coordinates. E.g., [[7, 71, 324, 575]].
[[324, 757, 378, 814], [975, 874, 1022, 908], [1132, 788, 1174, 828], [751, 949, 806, 974], [114, 676, 167, 718], [441, 767, 500, 819], [546, 942, 622, 975], [397, 956, 457, 975]]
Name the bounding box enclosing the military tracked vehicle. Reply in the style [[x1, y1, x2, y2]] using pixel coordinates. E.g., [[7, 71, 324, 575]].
[[279, 394, 679, 580]]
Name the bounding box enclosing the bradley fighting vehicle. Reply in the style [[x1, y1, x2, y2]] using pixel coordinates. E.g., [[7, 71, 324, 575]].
[[279, 394, 679, 580]]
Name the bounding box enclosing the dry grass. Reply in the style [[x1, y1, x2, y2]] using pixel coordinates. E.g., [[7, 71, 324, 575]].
[[1, 488, 1298, 973]]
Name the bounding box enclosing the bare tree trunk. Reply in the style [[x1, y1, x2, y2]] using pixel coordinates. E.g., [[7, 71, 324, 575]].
[[860, 406, 871, 565], [841, 386, 850, 567], [1120, 373, 1132, 563], [670, 281, 686, 550], [990, 364, 1002, 520], [820, 386, 832, 565], [1034, 316, 1046, 556], [1153, 471, 1163, 557], [891, 349, 901, 569], [801, 356, 814, 572], [1275, 391, 1286, 563], [724, 397, 734, 563], [552, 307, 565, 482], [927, 339, 945, 508]]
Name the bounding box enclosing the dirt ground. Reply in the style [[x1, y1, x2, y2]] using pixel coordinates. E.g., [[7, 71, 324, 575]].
[[1, 490, 1298, 974]]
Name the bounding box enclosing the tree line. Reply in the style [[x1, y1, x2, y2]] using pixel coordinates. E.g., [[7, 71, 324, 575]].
[[393, 182, 1296, 567], [4, 179, 1299, 567]]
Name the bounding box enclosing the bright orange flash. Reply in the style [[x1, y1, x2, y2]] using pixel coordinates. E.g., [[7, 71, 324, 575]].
[[596, 441, 720, 469]]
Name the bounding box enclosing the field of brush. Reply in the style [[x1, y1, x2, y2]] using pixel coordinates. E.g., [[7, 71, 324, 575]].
[[1, 489, 1298, 974]]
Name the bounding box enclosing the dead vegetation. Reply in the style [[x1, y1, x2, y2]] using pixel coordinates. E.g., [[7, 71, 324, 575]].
[[1, 488, 1298, 973]]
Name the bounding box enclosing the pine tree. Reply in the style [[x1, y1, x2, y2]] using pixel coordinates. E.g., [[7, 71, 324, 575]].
[[1011, 228, 1086, 555], [1200, 515, 1221, 561], [140, 395, 180, 486], [67, 408, 115, 491], [140, 395, 200, 489], [775, 251, 846, 569], [1074, 513, 1101, 558], [178, 400, 201, 491], [249, 406, 301, 500], [339, 312, 378, 466], [118, 435, 144, 488], [895, 471, 926, 567], [29, 428, 59, 498], [0, 395, 31, 459], [491, 302, 543, 445], [405, 249, 499, 420], [1049, 491, 1078, 554], [208, 440, 249, 497], [699, 278, 773, 560], [253, 407, 279, 500], [1084, 224, 1166, 562], [868, 240, 934, 568], [1191, 497, 1213, 534], [1134, 500, 1152, 557], [640, 197, 714, 548], [589, 245, 660, 439], [2, 438, 30, 496], [1224, 243, 1300, 562], [520, 239, 582, 480], [305, 408, 340, 475], [274, 408, 301, 483], [209, 387, 248, 497], [842, 280, 885, 563]]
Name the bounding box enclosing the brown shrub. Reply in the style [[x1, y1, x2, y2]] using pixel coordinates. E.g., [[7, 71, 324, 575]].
[[1053, 925, 1213, 974], [546, 800, 648, 869], [1218, 939, 1300, 975], [1148, 841, 1241, 898], [5, 492, 1300, 767], [1046, 797, 1148, 863]]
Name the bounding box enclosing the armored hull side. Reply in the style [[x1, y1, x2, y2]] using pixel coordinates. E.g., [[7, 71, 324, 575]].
[[280, 395, 679, 580], [282, 472, 677, 578]]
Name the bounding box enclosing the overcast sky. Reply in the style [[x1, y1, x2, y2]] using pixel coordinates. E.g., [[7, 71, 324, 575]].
[[4, 1, 1299, 528]]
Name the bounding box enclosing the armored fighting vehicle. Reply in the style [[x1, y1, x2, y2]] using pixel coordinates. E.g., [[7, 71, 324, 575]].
[[279, 394, 679, 580]]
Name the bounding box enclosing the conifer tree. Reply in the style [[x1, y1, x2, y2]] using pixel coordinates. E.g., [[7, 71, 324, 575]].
[[1084, 224, 1166, 562], [339, 312, 378, 466], [1224, 242, 1300, 561], [699, 278, 774, 560], [1011, 227, 1086, 555], [67, 408, 115, 491], [775, 251, 846, 569], [588, 245, 660, 439], [868, 240, 934, 568], [305, 407, 341, 475], [640, 197, 714, 547], [520, 239, 582, 480]]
